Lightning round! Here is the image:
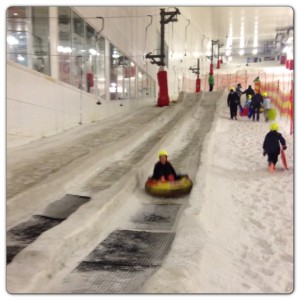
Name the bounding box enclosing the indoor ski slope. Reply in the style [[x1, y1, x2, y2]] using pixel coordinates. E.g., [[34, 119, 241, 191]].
[[7, 89, 293, 293], [7, 91, 220, 293]]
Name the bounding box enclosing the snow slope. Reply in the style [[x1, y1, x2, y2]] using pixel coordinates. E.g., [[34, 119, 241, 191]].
[[7, 92, 207, 292], [141, 92, 294, 293], [6, 91, 294, 294]]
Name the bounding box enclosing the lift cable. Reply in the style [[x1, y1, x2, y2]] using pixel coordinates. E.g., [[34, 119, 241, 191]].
[[184, 19, 190, 56], [143, 15, 153, 60]]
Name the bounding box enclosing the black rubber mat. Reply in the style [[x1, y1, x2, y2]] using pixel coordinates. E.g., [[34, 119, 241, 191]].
[[131, 204, 181, 230], [56, 266, 159, 293], [6, 245, 28, 265], [40, 194, 91, 219], [56, 230, 175, 293], [7, 194, 90, 264], [82, 230, 175, 267], [7, 215, 61, 263]]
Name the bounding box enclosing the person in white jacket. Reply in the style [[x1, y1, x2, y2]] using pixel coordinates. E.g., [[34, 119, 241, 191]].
[[262, 92, 271, 122]]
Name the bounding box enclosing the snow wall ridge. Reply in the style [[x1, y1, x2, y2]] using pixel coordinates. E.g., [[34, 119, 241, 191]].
[[6, 92, 204, 292]]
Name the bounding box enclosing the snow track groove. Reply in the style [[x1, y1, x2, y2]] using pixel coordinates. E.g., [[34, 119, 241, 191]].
[[7, 92, 221, 293], [7, 94, 198, 227], [7, 106, 165, 199]]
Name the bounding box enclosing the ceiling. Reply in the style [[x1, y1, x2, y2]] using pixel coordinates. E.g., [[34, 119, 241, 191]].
[[181, 6, 294, 57]]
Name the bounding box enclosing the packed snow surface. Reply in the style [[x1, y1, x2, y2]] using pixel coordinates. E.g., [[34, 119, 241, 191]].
[[6, 91, 293, 295]]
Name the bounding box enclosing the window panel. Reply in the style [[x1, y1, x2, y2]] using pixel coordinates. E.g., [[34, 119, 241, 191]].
[[85, 23, 95, 93], [32, 7, 50, 75], [58, 7, 71, 84], [6, 6, 154, 101], [71, 12, 85, 90], [6, 7, 30, 67], [95, 35, 105, 99]]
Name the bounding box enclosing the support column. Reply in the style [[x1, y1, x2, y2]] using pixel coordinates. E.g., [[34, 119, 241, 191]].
[[189, 58, 201, 92], [105, 39, 111, 101], [49, 7, 59, 79], [27, 8, 33, 69], [157, 9, 169, 106], [196, 58, 201, 92], [157, 67, 169, 106], [210, 40, 214, 75], [196, 79, 201, 92], [216, 42, 222, 69], [210, 40, 219, 75], [146, 8, 180, 107], [135, 65, 138, 99]]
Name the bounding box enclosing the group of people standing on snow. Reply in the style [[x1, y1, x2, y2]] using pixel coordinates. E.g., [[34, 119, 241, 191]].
[[227, 83, 287, 172], [227, 83, 271, 122]]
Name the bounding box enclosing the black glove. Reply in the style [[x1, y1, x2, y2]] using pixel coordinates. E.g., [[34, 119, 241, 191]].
[[263, 150, 267, 156], [283, 145, 287, 150]]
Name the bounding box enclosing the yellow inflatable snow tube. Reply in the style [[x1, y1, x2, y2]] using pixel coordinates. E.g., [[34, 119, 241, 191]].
[[145, 175, 193, 197]]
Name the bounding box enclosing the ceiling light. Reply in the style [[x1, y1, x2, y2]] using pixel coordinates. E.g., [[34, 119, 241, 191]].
[[89, 49, 97, 55], [193, 51, 200, 58], [17, 54, 25, 61], [64, 47, 72, 53], [7, 36, 19, 45], [57, 46, 63, 52], [57, 46, 72, 53]]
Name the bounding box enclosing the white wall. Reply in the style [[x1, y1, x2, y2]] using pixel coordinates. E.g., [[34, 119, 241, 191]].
[[7, 6, 214, 147], [7, 61, 154, 148], [73, 7, 160, 81], [7, 7, 161, 147], [73, 7, 213, 98]]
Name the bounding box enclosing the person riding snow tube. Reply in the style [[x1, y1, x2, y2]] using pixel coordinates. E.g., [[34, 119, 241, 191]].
[[151, 150, 178, 181], [145, 175, 193, 197], [145, 150, 193, 197]]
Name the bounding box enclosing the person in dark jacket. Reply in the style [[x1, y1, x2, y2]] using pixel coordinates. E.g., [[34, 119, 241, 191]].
[[242, 85, 255, 103], [152, 150, 178, 181], [263, 123, 287, 171], [227, 87, 240, 120], [235, 83, 243, 96], [251, 92, 263, 121], [235, 83, 244, 113]]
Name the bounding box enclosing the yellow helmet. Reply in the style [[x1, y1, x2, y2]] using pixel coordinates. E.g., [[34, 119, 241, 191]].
[[158, 150, 168, 157], [247, 95, 252, 99], [270, 123, 279, 131], [262, 92, 268, 97], [230, 86, 235, 91]]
